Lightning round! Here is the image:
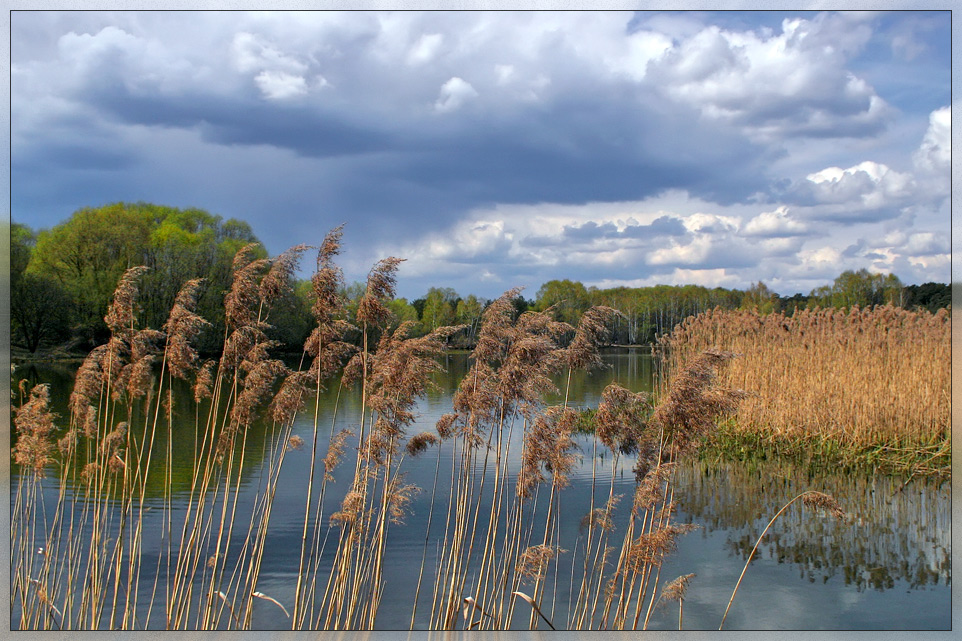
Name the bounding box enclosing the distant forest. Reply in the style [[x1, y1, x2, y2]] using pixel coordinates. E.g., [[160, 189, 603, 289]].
[[11, 202, 951, 354]]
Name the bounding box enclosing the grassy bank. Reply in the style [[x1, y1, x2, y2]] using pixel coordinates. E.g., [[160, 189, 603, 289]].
[[657, 306, 950, 477], [697, 419, 950, 478]]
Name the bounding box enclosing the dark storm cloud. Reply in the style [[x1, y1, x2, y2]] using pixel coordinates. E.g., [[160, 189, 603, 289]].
[[562, 215, 687, 242], [70, 81, 396, 158]]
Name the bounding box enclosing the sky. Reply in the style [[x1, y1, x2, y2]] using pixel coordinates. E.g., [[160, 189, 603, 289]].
[[10, 10, 952, 301]]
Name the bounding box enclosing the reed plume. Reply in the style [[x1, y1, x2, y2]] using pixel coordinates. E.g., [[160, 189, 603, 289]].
[[12, 384, 58, 476], [163, 279, 210, 380]]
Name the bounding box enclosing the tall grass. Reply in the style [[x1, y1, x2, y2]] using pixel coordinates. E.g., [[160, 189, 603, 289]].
[[11, 232, 846, 630], [659, 306, 950, 471]]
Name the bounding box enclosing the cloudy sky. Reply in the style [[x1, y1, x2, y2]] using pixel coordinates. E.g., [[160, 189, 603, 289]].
[[11, 10, 951, 300]]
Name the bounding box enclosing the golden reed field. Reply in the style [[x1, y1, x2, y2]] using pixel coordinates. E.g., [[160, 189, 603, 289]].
[[660, 306, 950, 472]]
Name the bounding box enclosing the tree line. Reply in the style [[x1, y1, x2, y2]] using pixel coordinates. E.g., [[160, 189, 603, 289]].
[[11, 202, 951, 354]]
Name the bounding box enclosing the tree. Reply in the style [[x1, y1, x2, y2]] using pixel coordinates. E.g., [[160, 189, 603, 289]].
[[268, 278, 316, 350], [903, 282, 951, 312], [779, 293, 810, 316], [386, 298, 420, 332], [454, 294, 484, 344], [11, 223, 32, 283], [740, 281, 777, 314], [31, 204, 152, 343], [28, 202, 265, 348], [535, 279, 590, 325], [420, 287, 457, 330], [10, 223, 73, 352], [11, 274, 73, 352], [810, 269, 904, 309]]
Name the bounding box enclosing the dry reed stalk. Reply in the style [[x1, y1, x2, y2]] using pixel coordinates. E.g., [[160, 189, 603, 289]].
[[719, 490, 845, 629], [656, 573, 695, 630], [318, 255, 464, 629]]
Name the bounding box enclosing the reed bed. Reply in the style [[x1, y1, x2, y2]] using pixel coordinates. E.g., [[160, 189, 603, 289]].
[[11, 230, 846, 630], [659, 306, 950, 473]]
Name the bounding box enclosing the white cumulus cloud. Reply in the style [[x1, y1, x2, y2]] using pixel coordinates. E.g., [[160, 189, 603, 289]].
[[646, 13, 889, 140], [254, 70, 308, 99], [743, 206, 808, 237], [407, 33, 443, 65], [913, 106, 950, 176], [434, 76, 478, 112]]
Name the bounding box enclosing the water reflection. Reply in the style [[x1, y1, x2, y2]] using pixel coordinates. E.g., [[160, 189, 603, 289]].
[[674, 459, 951, 593]]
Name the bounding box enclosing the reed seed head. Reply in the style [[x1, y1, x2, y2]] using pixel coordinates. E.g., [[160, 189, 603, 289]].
[[323, 429, 353, 481], [802, 491, 846, 520], [658, 573, 696, 606], [387, 479, 420, 524], [259, 244, 310, 307], [356, 257, 404, 327], [193, 359, 217, 403], [164, 278, 210, 380], [12, 384, 58, 475], [517, 545, 565, 582], [104, 266, 149, 336], [406, 431, 439, 456]]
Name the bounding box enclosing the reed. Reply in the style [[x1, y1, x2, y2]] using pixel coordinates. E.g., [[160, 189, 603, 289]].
[[719, 491, 845, 630], [659, 306, 950, 472], [11, 233, 852, 631]]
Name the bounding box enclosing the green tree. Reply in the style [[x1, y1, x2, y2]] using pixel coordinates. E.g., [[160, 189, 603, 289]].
[[779, 293, 810, 316], [11, 223, 73, 352], [902, 282, 950, 312], [535, 279, 590, 325], [740, 281, 777, 314], [454, 294, 484, 345], [421, 287, 457, 330], [268, 278, 316, 349], [31, 204, 152, 343], [810, 269, 904, 309], [28, 202, 265, 349], [386, 298, 421, 332]]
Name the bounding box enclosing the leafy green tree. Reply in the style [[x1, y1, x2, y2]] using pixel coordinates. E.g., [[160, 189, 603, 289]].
[[535, 279, 590, 325], [902, 282, 951, 312], [27, 202, 265, 349], [779, 293, 810, 316], [267, 278, 316, 350], [421, 287, 457, 330], [740, 281, 777, 314], [12, 274, 73, 352], [387, 298, 421, 332], [341, 281, 367, 324], [810, 269, 903, 309], [11, 223, 32, 283], [31, 204, 152, 343], [511, 294, 533, 318], [11, 223, 73, 352], [454, 294, 484, 345]]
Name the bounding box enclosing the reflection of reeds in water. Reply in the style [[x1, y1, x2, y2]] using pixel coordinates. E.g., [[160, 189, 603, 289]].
[[719, 490, 845, 629], [673, 458, 950, 592], [12, 231, 848, 631]]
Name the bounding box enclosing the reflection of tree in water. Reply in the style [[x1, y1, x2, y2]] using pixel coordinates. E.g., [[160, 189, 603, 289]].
[[674, 459, 950, 592]]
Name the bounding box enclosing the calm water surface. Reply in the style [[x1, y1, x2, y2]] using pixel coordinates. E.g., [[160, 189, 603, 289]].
[[11, 351, 950, 630]]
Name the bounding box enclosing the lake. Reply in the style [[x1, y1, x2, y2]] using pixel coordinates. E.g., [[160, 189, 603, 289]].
[[10, 350, 950, 630]]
